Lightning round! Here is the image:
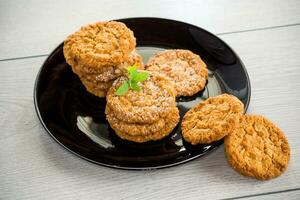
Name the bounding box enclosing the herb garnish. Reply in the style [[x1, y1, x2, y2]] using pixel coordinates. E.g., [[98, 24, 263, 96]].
[[115, 65, 149, 96]]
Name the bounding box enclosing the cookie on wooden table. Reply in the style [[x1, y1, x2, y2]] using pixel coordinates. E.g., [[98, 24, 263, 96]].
[[145, 49, 208, 96], [181, 94, 244, 145], [225, 114, 290, 180]]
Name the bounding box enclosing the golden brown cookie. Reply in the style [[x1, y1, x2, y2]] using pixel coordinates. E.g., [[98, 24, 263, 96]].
[[70, 49, 143, 97], [63, 21, 136, 68], [81, 77, 114, 90], [225, 114, 290, 180], [71, 50, 144, 82], [145, 49, 208, 96], [106, 72, 177, 124], [80, 78, 114, 97], [114, 127, 172, 143], [83, 66, 122, 82], [111, 109, 179, 143], [181, 94, 244, 144], [122, 49, 144, 70], [106, 106, 179, 136]]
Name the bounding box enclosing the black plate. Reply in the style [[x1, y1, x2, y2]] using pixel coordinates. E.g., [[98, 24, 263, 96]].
[[34, 17, 251, 170]]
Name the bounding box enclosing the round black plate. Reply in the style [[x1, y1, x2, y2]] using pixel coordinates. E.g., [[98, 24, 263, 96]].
[[34, 18, 251, 170]]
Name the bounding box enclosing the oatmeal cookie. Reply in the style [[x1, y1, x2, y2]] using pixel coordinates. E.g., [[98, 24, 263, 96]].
[[145, 49, 208, 96], [112, 109, 179, 143], [106, 72, 177, 124], [106, 106, 179, 136], [80, 78, 114, 97], [63, 21, 136, 68], [181, 94, 244, 144], [114, 127, 173, 143], [77, 65, 123, 82], [81, 78, 114, 90], [225, 114, 290, 180], [71, 50, 143, 82]]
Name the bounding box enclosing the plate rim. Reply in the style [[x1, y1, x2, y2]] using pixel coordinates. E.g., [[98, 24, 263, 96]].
[[33, 17, 251, 170]]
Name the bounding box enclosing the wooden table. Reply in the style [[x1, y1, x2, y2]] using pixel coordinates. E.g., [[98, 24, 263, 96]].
[[1, 0, 300, 199]]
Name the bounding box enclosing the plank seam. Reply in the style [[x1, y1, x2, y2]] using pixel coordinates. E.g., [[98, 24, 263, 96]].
[[0, 23, 299, 62], [217, 23, 300, 36], [0, 54, 48, 62], [220, 188, 300, 200]]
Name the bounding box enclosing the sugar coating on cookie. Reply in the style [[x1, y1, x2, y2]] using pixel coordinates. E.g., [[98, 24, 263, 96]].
[[145, 49, 208, 96], [106, 106, 179, 136], [63, 21, 136, 68], [181, 94, 244, 145], [225, 114, 290, 180], [106, 72, 177, 124]]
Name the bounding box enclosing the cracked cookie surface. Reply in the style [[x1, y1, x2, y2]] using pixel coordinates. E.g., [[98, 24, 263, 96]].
[[63, 21, 136, 68], [225, 114, 290, 180], [145, 49, 208, 96], [181, 94, 244, 144]]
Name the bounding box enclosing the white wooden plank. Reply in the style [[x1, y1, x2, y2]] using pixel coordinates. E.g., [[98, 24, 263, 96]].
[[0, 0, 300, 60], [0, 25, 300, 199], [240, 190, 300, 200]]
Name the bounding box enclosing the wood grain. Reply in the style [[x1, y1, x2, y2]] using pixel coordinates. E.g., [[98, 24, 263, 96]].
[[0, 0, 300, 60], [239, 190, 300, 200], [0, 23, 300, 199]]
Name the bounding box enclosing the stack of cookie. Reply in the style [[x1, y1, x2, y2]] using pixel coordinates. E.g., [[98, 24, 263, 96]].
[[63, 21, 143, 97], [105, 72, 179, 143], [181, 94, 290, 180]]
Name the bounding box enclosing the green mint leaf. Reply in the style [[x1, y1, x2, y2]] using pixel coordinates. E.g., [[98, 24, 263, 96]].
[[127, 64, 138, 78], [134, 71, 149, 82], [115, 81, 129, 96], [130, 81, 141, 91], [115, 65, 148, 96]]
